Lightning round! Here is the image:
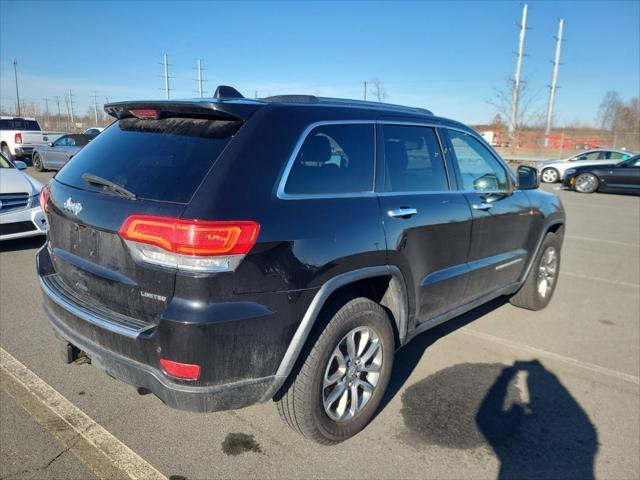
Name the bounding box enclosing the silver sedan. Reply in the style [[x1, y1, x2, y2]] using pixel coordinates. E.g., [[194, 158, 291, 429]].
[[32, 134, 92, 171]]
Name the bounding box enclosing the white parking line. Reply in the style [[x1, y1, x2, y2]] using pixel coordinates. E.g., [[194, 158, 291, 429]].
[[0, 347, 167, 480], [460, 329, 640, 386], [565, 235, 639, 248], [561, 271, 640, 289]]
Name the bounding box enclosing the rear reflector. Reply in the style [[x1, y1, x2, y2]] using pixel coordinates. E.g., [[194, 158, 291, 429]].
[[119, 215, 260, 272], [39, 186, 49, 213], [160, 358, 201, 380]]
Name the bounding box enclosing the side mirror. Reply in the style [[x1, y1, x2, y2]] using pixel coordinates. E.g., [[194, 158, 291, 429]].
[[14, 160, 27, 170], [49, 142, 54, 147], [517, 165, 539, 190]]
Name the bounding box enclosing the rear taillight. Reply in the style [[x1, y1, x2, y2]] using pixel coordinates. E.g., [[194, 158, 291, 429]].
[[15, 133, 22, 144], [119, 215, 260, 272], [160, 358, 201, 380], [39, 186, 49, 213]]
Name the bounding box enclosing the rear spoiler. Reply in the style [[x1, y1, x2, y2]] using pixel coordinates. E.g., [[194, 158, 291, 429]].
[[104, 99, 262, 122]]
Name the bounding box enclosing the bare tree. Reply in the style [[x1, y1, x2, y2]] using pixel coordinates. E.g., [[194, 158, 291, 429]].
[[597, 90, 621, 131], [369, 78, 388, 102], [488, 78, 540, 146]]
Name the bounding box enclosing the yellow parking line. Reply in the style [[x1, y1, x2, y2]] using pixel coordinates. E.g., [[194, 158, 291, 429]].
[[0, 348, 167, 480]]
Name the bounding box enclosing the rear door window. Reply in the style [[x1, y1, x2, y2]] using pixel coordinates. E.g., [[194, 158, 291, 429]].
[[55, 117, 242, 203], [381, 124, 449, 192], [283, 123, 374, 195]]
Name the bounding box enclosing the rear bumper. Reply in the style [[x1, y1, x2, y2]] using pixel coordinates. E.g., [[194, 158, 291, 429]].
[[35, 244, 304, 412], [0, 206, 47, 241], [14, 146, 34, 158], [46, 305, 276, 412]]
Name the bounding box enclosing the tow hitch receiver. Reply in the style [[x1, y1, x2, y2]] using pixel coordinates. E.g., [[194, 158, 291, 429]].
[[60, 341, 89, 364]]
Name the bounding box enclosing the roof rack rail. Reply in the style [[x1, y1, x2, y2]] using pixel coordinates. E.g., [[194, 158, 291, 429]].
[[260, 94, 432, 115]]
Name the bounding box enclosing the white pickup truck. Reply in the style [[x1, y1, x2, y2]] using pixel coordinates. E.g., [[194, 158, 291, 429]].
[[0, 116, 65, 160]]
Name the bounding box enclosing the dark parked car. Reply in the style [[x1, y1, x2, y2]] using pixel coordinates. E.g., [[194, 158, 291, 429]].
[[32, 134, 93, 171], [562, 154, 640, 194], [37, 87, 565, 444]]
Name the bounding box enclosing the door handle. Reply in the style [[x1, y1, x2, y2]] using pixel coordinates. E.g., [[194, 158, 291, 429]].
[[388, 208, 418, 218], [472, 202, 493, 211]]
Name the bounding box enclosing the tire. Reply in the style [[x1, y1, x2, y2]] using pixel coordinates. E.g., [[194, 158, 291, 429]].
[[33, 153, 44, 172], [541, 167, 560, 183], [510, 232, 561, 311], [574, 173, 599, 193], [276, 297, 395, 444], [1, 145, 14, 161]]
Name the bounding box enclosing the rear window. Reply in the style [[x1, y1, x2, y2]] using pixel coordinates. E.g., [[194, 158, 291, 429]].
[[0, 119, 40, 131], [55, 117, 241, 203]]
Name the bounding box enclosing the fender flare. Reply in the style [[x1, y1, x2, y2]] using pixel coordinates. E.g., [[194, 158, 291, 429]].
[[518, 218, 565, 284], [265, 265, 408, 399]]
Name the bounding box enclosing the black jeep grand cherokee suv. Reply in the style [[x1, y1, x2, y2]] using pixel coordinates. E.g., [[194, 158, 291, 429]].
[[37, 87, 565, 444]]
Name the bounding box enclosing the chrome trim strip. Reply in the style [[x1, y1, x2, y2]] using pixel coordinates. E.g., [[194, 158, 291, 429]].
[[39, 275, 146, 338], [276, 120, 376, 200]]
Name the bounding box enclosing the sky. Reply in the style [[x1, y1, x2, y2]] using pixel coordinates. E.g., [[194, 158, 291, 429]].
[[1, 0, 638, 126]]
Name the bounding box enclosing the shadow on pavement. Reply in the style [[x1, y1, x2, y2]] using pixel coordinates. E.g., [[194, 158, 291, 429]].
[[383, 298, 598, 479]]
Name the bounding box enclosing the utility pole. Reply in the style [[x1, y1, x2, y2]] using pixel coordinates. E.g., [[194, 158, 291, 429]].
[[92, 91, 99, 125], [13, 59, 21, 116], [363, 81, 368, 101], [195, 59, 206, 98], [68, 90, 75, 128], [161, 53, 171, 100], [65, 96, 71, 130], [510, 4, 529, 139], [43, 98, 50, 128], [55, 96, 62, 130], [254, 90, 258, 99], [544, 18, 564, 146]]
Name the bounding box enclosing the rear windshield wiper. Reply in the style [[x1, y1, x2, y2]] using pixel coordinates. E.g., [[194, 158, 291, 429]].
[[81, 173, 137, 200]]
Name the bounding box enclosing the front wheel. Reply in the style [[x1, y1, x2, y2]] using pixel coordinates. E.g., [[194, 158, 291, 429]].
[[574, 173, 599, 193], [541, 168, 560, 183], [276, 297, 394, 444], [510, 232, 561, 310]]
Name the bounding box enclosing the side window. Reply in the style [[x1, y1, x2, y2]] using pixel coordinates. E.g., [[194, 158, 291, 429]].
[[381, 125, 449, 192], [54, 136, 68, 147], [608, 152, 628, 160], [67, 137, 77, 146], [284, 124, 374, 195], [447, 130, 509, 192], [574, 152, 600, 161]]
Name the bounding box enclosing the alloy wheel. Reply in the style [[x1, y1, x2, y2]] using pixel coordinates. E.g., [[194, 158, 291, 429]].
[[322, 326, 383, 422], [537, 246, 558, 298]]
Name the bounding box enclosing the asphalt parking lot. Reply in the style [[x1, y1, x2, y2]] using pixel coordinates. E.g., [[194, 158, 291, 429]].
[[1, 168, 639, 480]]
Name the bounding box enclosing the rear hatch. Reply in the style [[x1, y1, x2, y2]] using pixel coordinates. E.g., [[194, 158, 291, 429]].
[[45, 103, 252, 328]]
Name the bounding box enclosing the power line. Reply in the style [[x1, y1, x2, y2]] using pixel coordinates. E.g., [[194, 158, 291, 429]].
[[544, 18, 564, 144]]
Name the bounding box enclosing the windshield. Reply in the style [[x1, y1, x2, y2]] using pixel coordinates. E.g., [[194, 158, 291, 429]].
[[0, 119, 40, 131], [0, 154, 13, 169], [616, 154, 640, 167], [55, 117, 242, 203]]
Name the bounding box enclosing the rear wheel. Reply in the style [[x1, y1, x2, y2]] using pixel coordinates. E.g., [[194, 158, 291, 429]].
[[276, 297, 394, 444], [33, 153, 44, 171], [541, 167, 560, 183], [574, 173, 599, 193], [510, 232, 561, 310]]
